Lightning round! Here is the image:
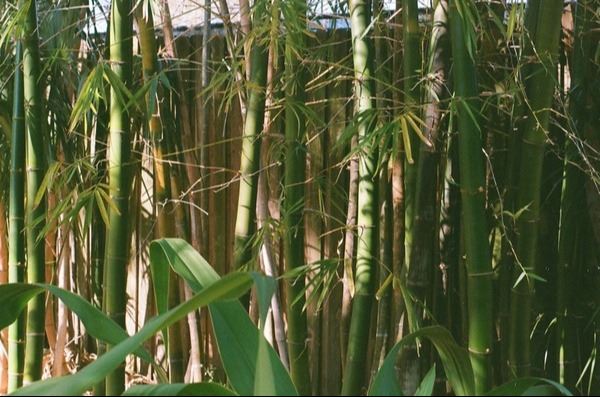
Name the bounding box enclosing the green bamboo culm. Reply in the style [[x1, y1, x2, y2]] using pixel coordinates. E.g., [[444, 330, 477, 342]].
[[8, 41, 26, 393], [21, 0, 47, 384], [282, 0, 311, 392], [402, 0, 421, 268], [556, 0, 597, 387], [341, 0, 379, 394], [449, 0, 493, 392], [90, 74, 108, 397], [407, 0, 449, 318], [104, 0, 134, 393], [136, 3, 185, 382], [509, 0, 563, 377], [233, 0, 270, 273]]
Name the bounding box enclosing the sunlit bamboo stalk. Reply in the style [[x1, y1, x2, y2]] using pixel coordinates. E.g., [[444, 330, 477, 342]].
[[341, 0, 379, 394], [22, 0, 47, 383], [104, 0, 134, 393]]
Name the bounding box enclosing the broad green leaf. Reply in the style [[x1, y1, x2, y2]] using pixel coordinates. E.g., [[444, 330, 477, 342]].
[[369, 326, 475, 396], [415, 365, 436, 396], [0, 284, 162, 378], [250, 273, 279, 396], [368, 342, 403, 396], [122, 383, 237, 396], [0, 284, 45, 328], [11, 272, 252, 396], [149, 240, 170, 346], [150, 239, 298, 396], [487, 377, 572, 396]]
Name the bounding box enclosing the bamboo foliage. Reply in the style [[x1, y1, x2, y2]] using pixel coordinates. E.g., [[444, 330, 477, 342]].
[[0, 0, 597, 395]]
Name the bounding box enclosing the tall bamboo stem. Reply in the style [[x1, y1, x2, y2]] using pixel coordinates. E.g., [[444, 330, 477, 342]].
[[449, 0, 493, 392], [8, 41, 25, 393], [556, 0, 594, 387], [0, 202, 7, 393], [233, 0, 270, 274], [282, 0, 311, 392], [403, 0, 421, 269], [22, 0, 47, 384], [136, 3, 185, 383], [509, 0, 563, 377], [104, 0, 133, 393], [341, 0, 379, 394]]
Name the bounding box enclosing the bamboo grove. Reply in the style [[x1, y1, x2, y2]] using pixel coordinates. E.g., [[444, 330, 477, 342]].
[[0, 0, 598, 395]]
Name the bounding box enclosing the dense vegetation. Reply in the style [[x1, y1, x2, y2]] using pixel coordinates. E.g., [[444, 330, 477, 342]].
[[0, 0, 598, 395]]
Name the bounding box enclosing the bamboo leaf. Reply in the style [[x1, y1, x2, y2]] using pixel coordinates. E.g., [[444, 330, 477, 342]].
[[94, 189, 110, 228], [369, 326, 475, 396], [0, 283, 164, 379], [375, 273, 393, 301], [34, 161, 59, 207], [69, 63, 105, 132], [368, 341, 403, 396], [0, 284, 44, 329], [149, 238, 298, 396], [11, 272, 253, 396], [250, 273, 279, 396], [405, 112, 433, 148], [400, 115, 414, 164], [122, 383, 238, 396], [486, 377, 572, 396], [415, 364, 436, 396], [506, 5, 518, 41]]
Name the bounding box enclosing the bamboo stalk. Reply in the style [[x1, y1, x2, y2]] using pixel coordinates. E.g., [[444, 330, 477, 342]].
[[341, 135, 358, 369], [282, 0, 311, 392], [321, 29, 349, 395], [22, 0, 48, 384], [556, 0, 595, 387], [0, 202, 9, 394], [90, 65, 108, 395], [159, 0, 202, 252], [136, 3, 185, 383], [407, 0, 449, 322], [8, 41, 26, 393], [239, 0, 252, 78], [53, 214, 71, 377], [371, 0, 393, 377], [390, 0, 406, 347], [403, 0, 422, 271], [104, 0, 134, 393], [509, 0, 563, 377], [257, 171, 289, 367], [341, 0, 379, 394], [449, 0, 494, 392], [233, 0, 270, 276]]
